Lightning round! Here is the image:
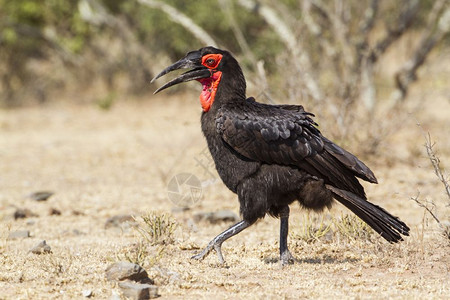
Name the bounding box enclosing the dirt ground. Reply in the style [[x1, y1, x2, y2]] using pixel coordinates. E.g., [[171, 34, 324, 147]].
[[1, 78, 449, 299]]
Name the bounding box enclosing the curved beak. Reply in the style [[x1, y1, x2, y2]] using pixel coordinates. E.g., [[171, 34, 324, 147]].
[[151, 51, 211, 94]]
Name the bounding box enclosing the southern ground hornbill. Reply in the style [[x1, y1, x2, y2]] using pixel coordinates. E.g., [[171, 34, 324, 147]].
[[152, 46, 409, 265]]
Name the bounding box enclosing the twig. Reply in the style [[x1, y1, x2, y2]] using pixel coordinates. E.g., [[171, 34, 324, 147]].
[[410, 192, 442, 226], [415, 121, 450, 207], [424, 133, 450, 205]]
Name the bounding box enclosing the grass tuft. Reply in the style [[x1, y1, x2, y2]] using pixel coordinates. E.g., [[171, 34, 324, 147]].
[[333, 214, 375, 242], [293, 213, 332, 243], [293, 213, 376, 244], [137, 212, 178, 246], [116, 241, 165, 268]]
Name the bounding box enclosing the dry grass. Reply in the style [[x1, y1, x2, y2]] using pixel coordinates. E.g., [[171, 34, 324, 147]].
[[1, 65, 450, 298]]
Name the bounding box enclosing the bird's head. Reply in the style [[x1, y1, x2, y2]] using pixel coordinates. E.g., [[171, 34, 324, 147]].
[[152, 47, 244, 112]]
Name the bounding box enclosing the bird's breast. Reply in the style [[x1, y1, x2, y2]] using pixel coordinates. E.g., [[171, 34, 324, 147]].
[[201, 112, 260, 193]]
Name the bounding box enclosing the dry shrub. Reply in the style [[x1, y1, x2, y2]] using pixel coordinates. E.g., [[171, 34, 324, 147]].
[[332, 214, 376, 243], [137, 212, 178, 246], [116, 241, 165, 268], [293, 213, 376, 244], [410, 130, 450, 242], [293, 213, 332, 244], [115, 212, 177, 267]]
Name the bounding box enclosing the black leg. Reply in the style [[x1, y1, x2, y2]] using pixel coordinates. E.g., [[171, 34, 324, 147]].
[[279, 206, 295, 265], [191, 220, 253, 264]]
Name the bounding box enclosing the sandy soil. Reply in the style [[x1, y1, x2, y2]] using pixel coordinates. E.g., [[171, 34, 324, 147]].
[[0, 86, 449, 299]]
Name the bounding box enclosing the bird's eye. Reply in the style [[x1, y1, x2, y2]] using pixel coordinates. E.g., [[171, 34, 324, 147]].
[[206, 58, 216, 67], [202, 54, 223, 69]]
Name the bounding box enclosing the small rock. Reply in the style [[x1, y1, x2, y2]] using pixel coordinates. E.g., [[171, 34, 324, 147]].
[[49, 208, 62, 216], [72, 229, 85, 235], [8, 230, 30, 239], [14, 208, 38, 220], [171, 207, 190, 213], [193, 210, 239, 224], [109, 290, 121, 300], [178, 241, 200, 250], [72, 210, 85, 216], [29, 240, 52, 254], [61, 229, 86, 237], [82, 289, 93, 298], [29, 191, 54, 201], [105, 262, 153, 284], [105, 215, 137, 229], [118, 282, 159, 300]]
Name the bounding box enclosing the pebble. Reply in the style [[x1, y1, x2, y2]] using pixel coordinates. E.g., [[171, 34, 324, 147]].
[[109, 290, 121, 300], [49, 208, 62, 216], [29, 240, 52, 254], [118, 282, 159, 300], [82, 289, 93, 298], [29, 191, 54, 201], [193, 210, 239, 224], [105, 262, 153, 284], [171, 207, 190, 213], [14, 208, 38, 220], [105, 215, 137, 229], [8, 230, 30, 239]]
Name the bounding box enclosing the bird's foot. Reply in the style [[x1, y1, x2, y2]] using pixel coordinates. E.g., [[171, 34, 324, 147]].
[[280, 249, 295, 266], [191, 240, 225, 264]]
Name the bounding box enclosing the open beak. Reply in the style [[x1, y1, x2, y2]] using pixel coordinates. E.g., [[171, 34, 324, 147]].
[[151, 51, 211, 94]]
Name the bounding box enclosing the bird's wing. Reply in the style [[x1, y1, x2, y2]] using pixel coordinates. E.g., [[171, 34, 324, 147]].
[[216, 100, 376, 197]]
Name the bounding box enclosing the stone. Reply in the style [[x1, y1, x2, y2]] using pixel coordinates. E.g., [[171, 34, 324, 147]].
[[105, 215, 137, 229], [14, 208, 38, 220], [118, 282, 159, 300], [29, 240, 52, 254], [105, 262, 152, 284], [171, 207, 190, 213], [193, 210, 239, 224], [8, 230, 30, 239], [82, 289, 93, 298], [72, 210, 85, 216], [49, 208, 62, 216], [109, 290, 121, 300], [29, 191, 54, 201]]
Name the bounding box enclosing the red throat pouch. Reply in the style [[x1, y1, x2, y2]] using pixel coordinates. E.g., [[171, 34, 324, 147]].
[[198, 71, 222, 112]]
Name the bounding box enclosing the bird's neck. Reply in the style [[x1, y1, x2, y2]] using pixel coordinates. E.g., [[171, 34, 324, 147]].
[[212, 71, 247, 108]]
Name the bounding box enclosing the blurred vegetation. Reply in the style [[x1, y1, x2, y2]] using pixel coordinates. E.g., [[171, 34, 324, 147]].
[[0, 0, 283, 106], [0, 0, 449, 129]]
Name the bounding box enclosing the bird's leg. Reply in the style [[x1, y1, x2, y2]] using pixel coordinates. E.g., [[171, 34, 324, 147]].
[[191, 220, 253, 264], [279, 206, 295, 265]]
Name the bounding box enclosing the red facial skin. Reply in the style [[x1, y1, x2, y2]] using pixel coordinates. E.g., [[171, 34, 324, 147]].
[[198, 54, 223, 112]]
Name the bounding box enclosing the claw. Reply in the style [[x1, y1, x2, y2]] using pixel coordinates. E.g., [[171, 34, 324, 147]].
[[191, 243, 213, 261], [214, 243, 225, 264], [191, 241, 226, 264], [280, 249, 295, 266], [189, 220, 252, 264]]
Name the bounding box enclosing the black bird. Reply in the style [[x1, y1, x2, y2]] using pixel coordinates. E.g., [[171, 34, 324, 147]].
[[152, 47, 409, 265]]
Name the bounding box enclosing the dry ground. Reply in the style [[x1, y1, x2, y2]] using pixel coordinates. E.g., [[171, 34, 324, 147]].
[[0, 83, 449, 299]]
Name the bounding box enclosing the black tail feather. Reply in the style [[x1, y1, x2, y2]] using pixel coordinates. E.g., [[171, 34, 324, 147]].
[[326, 185, 410, 243]]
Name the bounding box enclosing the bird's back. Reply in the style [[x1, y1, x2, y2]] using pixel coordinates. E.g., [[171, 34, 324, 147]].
[[211, 98, 375, 199]]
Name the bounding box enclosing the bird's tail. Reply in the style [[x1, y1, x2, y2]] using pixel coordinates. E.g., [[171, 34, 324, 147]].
[[326, 185, 410, 242]]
